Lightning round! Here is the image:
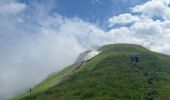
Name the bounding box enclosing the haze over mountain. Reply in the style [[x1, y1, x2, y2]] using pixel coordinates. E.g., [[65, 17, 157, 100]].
[[1, 0, 170, 99]]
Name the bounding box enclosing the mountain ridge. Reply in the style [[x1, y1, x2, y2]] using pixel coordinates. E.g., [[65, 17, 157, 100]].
[[14, 44, 170, 100]]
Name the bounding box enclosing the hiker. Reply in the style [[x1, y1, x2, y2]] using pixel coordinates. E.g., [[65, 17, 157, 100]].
[[131, 55, 140, 64], [131, 55, 135, 63], [135, 55, 139, 63]]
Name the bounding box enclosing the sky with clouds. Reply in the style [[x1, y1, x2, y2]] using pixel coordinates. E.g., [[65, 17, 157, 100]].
[[1, 0, 170, 99]]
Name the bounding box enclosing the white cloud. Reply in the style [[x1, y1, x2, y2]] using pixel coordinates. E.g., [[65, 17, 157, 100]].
[[130, 19, 162, 35], [91, 0, 103, 4], [0, 16, 86, 98], [107, 0, 170, 54], [108, 13, 140, 26], [83, 50, 100, 61], [154, 0, 170, 5], [0, 1, 26, 15], [132, 0, 170, 19]]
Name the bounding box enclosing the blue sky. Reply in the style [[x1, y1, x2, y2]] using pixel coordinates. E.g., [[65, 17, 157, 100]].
[[54, 0, 148, 23], [18, 0, 148, 27], [1, 0, 170, 99]]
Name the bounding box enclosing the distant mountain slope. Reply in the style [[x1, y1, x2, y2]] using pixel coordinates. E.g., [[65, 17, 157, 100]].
[[15, 44, 170, 100]]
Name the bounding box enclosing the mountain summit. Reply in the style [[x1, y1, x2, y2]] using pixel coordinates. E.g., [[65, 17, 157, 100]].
[[15, 44, 170, 100]]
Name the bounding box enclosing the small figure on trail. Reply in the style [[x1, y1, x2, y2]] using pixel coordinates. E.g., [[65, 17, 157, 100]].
[[130, 55, 140, 64], [131, 55, 135, 63], [135, 55, 139, 63]]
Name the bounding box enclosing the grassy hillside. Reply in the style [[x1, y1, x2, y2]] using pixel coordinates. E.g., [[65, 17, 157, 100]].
[[15, 44, 170, 100], [14, 64, 77, 99]]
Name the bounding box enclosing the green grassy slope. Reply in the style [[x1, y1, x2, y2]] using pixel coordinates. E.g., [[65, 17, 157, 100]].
[[14, 64, 77, 99], [15, 44, 170, 100]]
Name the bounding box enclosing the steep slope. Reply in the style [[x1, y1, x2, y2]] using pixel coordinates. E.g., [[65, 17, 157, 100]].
[[14, 49, 99, 99], [15, 44, 170, 100]]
